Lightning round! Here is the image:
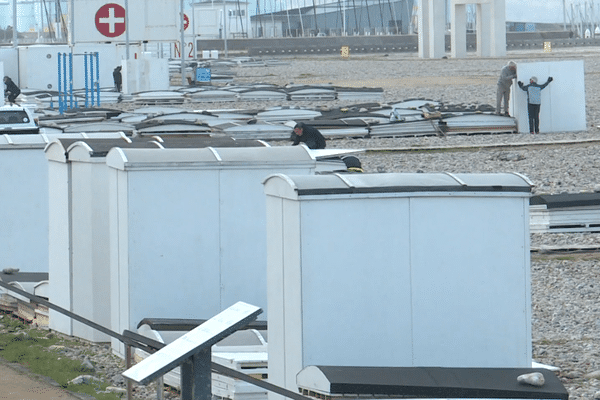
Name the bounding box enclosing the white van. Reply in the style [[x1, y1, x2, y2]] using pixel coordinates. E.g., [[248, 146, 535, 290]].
[[0, 105, 39, 134]]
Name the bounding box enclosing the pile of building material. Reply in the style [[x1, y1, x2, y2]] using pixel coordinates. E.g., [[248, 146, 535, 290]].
[[0, 270, 49, 327], [530, 193, 600, 233]]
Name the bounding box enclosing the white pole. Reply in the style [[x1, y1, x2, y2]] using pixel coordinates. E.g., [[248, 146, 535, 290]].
[[342, 0, 346, 34], [192, 1, 197, 59], [124, 0, 130, 59], [563, 0, 567, 31], [69, 0, 74, 44], [12, 0, 17, 47], [181, 0, 186, 84], [298, 2, 304, 36], [223, 0, 229, 56]]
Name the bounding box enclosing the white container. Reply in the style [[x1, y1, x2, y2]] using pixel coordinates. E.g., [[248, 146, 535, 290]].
[[0, 133, 121, 275], [263, 172, 533, 400], [45, 136, 269, 342], [46, 137, 135, 342], [105, 146, 319, 355]]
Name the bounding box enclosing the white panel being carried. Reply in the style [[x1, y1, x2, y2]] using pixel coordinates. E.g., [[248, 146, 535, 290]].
[[72, 0, 180, 43], [263, 173, 533, 400], [512, 60, 586, 133]]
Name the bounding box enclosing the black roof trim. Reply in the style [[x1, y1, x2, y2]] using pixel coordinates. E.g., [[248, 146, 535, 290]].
[[303, 366, 568, 399], [530, 192, 600, 209], [297, 185, 531, 196]]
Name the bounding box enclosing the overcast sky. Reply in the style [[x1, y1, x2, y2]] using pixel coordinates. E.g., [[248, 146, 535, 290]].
[[506, 0, 583, 24]]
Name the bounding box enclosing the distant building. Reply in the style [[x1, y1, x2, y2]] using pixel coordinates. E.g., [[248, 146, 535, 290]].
[[250, 0, 415, 37]]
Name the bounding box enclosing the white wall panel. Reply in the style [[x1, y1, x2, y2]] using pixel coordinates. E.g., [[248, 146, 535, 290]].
[[47, 158, 71, 335], [409, 196, 531, 366], [122, 56, 169, 94], [17, 44, 139, 90], [0, 148, 49, 272], [0, 49, 18, 86], [513, 60, 586, 133]]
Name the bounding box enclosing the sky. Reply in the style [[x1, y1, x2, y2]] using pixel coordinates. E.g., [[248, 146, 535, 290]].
[[505, 0, 572, 24], [0, 0, 595, 31]]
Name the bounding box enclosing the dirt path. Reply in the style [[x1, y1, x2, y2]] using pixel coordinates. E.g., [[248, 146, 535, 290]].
[[0, 358, 81, 400]]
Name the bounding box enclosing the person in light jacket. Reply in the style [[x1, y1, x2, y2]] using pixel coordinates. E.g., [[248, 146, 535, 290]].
[[518, 76, 553, 134]]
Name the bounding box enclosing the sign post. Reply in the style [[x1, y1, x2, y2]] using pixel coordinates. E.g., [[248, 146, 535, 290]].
[[123, 302, 262, 400]]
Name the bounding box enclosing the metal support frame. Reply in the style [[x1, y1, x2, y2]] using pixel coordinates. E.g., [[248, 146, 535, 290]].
[[57, 51, 101, 113]]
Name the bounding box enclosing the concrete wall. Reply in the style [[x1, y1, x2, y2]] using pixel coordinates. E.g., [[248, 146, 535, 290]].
[[195, 31, 589, 56]]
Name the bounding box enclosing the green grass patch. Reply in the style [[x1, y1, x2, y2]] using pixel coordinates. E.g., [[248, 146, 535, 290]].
[[0, 315, 123, 399]]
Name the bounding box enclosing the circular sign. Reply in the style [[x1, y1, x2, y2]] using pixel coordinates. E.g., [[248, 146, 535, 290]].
[[95, 3, 126, 38], [184, 14, 190, 30]]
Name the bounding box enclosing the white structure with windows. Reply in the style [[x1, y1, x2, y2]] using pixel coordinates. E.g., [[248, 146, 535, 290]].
[[193, 0, 251, 39]]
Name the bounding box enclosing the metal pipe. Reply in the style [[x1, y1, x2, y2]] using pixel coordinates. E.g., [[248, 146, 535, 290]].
[[89, 52, 94, 106], [57, 52, 62, 113], [84, 53, 89, 107], [62, 52, 67, 110], [95, 52, 100, 106], [69, 51, 73, 109]]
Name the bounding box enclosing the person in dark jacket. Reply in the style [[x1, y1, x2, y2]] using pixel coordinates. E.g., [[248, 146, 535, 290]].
[[113, 66, 122, 92], [291, 122, 326, 149], [518, 76, 553, 134], [3, 76, 20, 104]]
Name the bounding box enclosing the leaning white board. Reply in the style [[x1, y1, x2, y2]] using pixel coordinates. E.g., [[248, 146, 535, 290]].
[[122, 301, 262, 385]]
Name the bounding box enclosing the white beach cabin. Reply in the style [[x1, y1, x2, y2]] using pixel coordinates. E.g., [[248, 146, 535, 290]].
[[263, 172, 533, 400], [105, 146, 322, 355]]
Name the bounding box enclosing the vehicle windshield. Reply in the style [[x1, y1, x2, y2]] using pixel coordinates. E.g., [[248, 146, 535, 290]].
[[0, 110, 31, 124]]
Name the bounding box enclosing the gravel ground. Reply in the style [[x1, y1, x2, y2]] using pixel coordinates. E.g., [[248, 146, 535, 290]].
[[10, 48, 600, 399]]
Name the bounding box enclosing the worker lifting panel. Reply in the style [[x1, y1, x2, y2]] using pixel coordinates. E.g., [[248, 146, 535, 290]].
[[263, 172, 533, 400]]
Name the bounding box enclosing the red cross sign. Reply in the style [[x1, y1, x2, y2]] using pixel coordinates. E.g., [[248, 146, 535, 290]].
[[184, 13, 190, 30], [95, 3, 126, 38]]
